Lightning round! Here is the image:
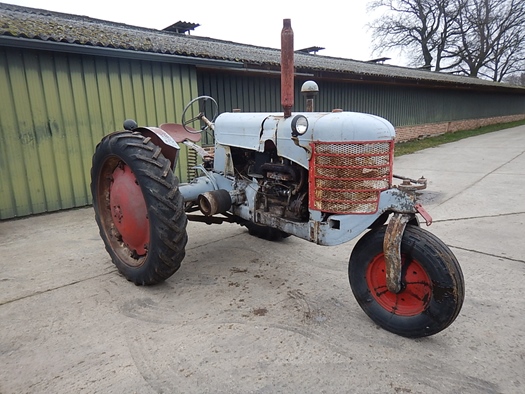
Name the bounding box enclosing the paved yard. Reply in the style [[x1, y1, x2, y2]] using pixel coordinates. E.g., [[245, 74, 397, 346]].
[[1, 126, 524, 393]]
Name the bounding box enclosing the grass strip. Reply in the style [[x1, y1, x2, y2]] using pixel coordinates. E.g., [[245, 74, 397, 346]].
[[394, 119, 525, 157]]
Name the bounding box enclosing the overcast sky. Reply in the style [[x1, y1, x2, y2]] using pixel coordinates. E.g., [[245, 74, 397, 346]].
[[6, 0, 405, 64]]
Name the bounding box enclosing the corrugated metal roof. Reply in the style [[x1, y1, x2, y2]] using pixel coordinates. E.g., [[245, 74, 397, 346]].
[[0, 2, 523, 91]]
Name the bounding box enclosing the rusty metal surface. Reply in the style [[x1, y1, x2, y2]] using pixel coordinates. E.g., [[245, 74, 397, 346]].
[[159, 123, 201, 143], [395, 176, 428, 192], [415, 203, 433, 226], [309, 141, 393, 214], [134, 127, 180, 169], [280, 19, 294, 118], [306, 98, 314, 112], [198, 190, 232, 216], [383, 213, 411, 293]]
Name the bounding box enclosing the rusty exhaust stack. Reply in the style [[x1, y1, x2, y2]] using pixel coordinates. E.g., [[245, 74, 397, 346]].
[[281, 19, 294, 118]]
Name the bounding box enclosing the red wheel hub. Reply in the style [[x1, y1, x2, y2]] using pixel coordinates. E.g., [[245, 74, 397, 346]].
[[366, 254, 432, 316], [109, 164, 149, 256]]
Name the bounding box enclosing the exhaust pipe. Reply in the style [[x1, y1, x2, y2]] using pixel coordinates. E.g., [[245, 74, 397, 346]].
[[198, 190, 232, 216], [281, 19, 294, 118]]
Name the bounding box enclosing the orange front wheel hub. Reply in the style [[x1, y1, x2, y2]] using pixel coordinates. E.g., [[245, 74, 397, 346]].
[[366, 254, 432, 316]]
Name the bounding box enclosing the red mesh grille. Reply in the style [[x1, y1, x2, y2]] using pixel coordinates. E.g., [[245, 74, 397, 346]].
[[309, 141, 394, 214]]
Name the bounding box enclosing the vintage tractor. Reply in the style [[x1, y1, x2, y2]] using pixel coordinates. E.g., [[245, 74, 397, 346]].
[[91, 20, 464, 338]]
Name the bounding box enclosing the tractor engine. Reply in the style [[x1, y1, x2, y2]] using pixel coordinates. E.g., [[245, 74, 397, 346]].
[[211, 109, 396, 229], [230, 146, 309, 222], [253, 155, 309, 222]]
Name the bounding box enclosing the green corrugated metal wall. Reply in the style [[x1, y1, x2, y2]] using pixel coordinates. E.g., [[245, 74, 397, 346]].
[[198, 71, 294, 145], [317, 81, 525, 126], [2, 50, 524, 220], [198, 70, 525, 128], [199, 71, 282, 113], [0, 47, 198, 219]]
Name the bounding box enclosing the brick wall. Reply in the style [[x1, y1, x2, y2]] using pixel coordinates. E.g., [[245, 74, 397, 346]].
[[395, 114, 525, 142]]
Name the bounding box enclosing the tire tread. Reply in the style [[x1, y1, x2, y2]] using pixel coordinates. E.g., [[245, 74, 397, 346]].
[[91, 131, 188, 285]]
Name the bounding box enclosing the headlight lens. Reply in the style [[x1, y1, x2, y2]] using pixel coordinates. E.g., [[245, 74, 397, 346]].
[[291, 115, 308, 136]]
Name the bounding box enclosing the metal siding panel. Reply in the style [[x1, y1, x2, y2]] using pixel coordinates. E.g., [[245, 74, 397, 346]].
[[108, 60, 126, 128], [1, 47, 198, 219], [234, 76, 243, 111], [118, 61, 137, 123], [143, 63, 156, 123], [27, 51, 62, 213], [56, 55, 87, 207], [214, 75, 223, 110], [93, 58, 117, 135], [249, 77, 256, 110], [213, 75, 223, 110], [151, 63, 167, 123], [197, 72, 285, 114], [69, 55, 94, 206], [223, 76, 233, 112], [244, 76, 252, 110], [82, 57, 106, 150], [238, 75, 247, 111], [39, 53, 75, 211], [199, 74, 525, 130], [161, 63, 177, 121], [6, 50, 46, 215], [0, 48, 27, 218]]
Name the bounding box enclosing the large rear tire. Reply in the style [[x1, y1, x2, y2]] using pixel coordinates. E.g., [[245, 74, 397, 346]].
[[91, 131, 188, 285], [349, 225, 464, 337]]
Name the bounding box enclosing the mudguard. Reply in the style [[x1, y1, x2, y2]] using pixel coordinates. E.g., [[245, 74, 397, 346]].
[[133, 126, 180, 169]]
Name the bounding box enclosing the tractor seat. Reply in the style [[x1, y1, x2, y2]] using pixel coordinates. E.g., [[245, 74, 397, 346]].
[[160, 123, 201, 143]]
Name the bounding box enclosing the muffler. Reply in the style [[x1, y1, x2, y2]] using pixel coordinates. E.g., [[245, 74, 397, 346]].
[[198, 190, 232, 216]]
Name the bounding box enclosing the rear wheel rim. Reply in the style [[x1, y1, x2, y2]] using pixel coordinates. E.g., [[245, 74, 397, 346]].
[[98, 159, 150, 267], [366, 254, 432, 316], [109, 162, 150, 257]]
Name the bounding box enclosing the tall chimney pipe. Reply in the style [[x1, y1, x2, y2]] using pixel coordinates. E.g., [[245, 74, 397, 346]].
[[281, 19, 294, 118]]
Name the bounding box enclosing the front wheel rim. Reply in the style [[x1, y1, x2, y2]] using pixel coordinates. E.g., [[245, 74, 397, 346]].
[[366, 254, 432, 316]]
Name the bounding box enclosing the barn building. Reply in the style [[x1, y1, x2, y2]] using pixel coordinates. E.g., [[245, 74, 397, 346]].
[[1, 3, 524, 219]]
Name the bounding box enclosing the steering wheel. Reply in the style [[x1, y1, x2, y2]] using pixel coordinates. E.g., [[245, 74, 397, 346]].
[[181, 96, 219, 134]]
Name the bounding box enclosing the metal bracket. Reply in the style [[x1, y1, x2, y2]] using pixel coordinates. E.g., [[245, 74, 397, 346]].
[[394, 175, 427, 192], [415, 203, 433, 226], [383, 213, 411, 293], [193, 165, 219, 191]]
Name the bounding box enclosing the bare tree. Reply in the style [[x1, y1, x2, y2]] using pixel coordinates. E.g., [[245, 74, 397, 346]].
[[369, 0, 525, 81], [368, 0, 463, 70], [504, 72, 525, 86], [433, 0, 466, 71], [483, 34, 525, 82], [479, 0, 525, 81], [453, 0, 525, 79]]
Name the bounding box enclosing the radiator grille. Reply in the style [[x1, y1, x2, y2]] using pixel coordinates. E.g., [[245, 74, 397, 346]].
[[309, 141, 394, 214]]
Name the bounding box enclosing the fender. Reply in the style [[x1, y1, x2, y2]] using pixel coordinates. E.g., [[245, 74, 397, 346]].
[[383, 204, 433, 293], [133, 126, 181, 169]]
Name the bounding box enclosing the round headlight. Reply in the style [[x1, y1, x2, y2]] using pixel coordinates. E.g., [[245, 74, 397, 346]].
[[291, 115, 309, 136]]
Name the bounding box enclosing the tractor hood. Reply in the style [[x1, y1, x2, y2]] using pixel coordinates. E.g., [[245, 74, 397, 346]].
[[214, 111, 395, 169]]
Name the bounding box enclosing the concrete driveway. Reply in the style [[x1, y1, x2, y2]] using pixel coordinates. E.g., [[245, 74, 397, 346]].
[[1, 126, 524, 394]]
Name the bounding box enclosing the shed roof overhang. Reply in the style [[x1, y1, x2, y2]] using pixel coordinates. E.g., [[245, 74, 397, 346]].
[[0, 35, 244, 69]]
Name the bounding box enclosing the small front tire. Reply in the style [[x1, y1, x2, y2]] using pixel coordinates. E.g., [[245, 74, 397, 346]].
[[349, 225, 464, 337]]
